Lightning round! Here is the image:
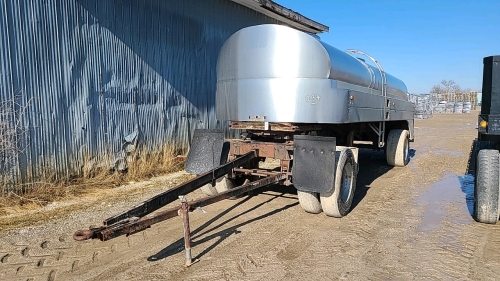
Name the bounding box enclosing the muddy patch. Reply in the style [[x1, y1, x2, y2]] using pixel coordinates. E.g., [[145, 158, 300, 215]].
[[416, 174, 474, 232]]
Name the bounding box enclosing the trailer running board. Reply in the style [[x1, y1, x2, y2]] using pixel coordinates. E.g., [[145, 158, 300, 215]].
[[73, 151, 285, 244]]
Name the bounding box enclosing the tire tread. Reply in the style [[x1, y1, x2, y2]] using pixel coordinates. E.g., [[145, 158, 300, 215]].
[[386, 129, 410, 167], [475, 149, 500, 224], [297, 190, 322, 214]]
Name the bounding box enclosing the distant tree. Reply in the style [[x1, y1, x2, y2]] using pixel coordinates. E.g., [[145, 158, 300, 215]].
[[430, 80, 461, 94], [430, 84, 444, 93]]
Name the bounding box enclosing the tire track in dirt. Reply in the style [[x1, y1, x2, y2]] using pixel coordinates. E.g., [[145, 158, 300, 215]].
[[246, 151, 413, 280], [391, 149, 477, 280], [46, 192, 294, 281], [0, 176, 208, 281], [276, 126, 481, 281], [5, 114, 500, 280], [471, 223, 500, 279], [377, 122, 486, 281], [0, 237, 74, 281], [57, 223, 184, 280], [0, 219, 179, 281], [162, 192, 301, 281], [420, 125, 494, 279]]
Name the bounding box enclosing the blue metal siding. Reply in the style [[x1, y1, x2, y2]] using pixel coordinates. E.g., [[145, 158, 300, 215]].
[[0, 0, 282, 185]]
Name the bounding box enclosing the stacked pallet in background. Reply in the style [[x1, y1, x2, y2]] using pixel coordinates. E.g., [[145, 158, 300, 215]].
[[408, 91, 478, 119]]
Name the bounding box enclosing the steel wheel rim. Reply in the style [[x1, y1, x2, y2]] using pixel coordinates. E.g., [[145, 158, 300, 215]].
[[341, 162, 353, 202]]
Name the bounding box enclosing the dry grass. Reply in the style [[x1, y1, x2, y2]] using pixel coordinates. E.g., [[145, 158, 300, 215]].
[[125, 142, 185, 180], [0, 143, 187, 222], [0, 172, 194, 231], [0, 97, 196, 231]]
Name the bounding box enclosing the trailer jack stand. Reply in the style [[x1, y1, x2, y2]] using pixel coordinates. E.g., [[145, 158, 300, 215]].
[[179, 196, 199, 267]]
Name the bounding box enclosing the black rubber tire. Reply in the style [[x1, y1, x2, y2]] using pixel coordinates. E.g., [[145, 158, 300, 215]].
[[297, 190, 322, 214], [320, 148, 357, 217], [386, 129, 410, 167], [474, 149, 500, 224]]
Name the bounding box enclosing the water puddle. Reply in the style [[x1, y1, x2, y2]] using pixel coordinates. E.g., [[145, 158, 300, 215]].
[[416, 173, 474, 232], [415, 147, 463, 157], [434, 149, 464, 156]]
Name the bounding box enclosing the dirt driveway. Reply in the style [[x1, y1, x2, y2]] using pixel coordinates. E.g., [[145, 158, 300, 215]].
[[2, 112, 500, 281]]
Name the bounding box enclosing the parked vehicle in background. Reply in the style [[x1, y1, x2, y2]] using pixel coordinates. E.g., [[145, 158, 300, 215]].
[[474, 55, 500, 224]]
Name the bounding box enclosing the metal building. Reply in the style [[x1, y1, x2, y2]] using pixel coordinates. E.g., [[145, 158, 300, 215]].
[[0, 0, 328, 185]]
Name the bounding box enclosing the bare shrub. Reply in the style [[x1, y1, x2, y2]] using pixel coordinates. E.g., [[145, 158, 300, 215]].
[[0, 95, 186, 219], [0, 96, 30, 193]]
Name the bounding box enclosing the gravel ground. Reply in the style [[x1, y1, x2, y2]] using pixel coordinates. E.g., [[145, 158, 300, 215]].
[[2, 112, 500, 281]]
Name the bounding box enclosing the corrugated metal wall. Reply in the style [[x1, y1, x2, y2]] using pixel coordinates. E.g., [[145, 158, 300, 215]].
[[0, 0, 282, 185]]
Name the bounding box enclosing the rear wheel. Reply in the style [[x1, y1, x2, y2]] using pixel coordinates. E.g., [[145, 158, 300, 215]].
[[320, 149, 357, 217], [297, 190, 322, 214], [475, 149, 500, 224], [386, 129, 410, 167], [200, 176, 234, 196], [200, 182, 218, 196]]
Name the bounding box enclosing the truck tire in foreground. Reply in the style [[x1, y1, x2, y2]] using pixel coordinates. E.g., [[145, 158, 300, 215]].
[[200, 176, 235, 196], [320, 149, 357, 217], [475, 149, 500, 224], [297, 191, 322, 214], [200, 182, 219, 196], [386, 129, 410, 167]]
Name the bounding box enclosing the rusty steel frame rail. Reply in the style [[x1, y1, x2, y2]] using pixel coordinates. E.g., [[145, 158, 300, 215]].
[[74, 173, 285, 241], [229, 139, 292, 160], [229, 121, 322, 132], [103, 151, 257, 226], [233, 168, 282, 177]]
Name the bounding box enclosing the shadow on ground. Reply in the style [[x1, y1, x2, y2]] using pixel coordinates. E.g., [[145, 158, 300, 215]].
[[351, 148, 416, 210], [458, 174, 475, 216], [148, 191, 298, 261], [148, 148, 415, 261]]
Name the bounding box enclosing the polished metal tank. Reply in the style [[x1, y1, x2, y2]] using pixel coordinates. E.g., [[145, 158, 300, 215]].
[[216, 24, 413, 123]]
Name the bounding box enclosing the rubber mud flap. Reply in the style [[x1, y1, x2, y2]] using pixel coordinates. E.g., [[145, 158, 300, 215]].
[[293, 135, 336, 193], [185, 129, 225, 175]]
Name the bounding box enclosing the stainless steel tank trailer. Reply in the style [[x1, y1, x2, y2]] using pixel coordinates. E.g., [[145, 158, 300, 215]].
[[74, 24, 415, 266]]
